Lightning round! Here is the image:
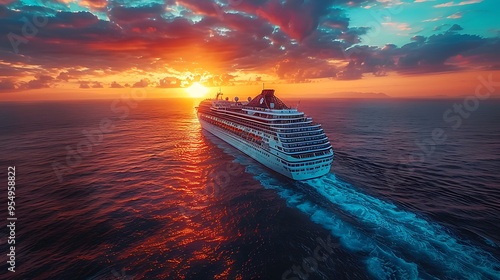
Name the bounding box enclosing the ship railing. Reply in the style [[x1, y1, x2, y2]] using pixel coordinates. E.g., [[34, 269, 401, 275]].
[[275, 126, 323, 133], [269, 120, 313, 127], [282, 139, 330, 148], [282, 143, 332, 154], [289, 149, 333, 159], [270, 123, 319, 129], [280, 135, 328, 143], [278, 130, 325, 138], [231, 110, 305, 121], [282, 156, 333, 168], [243, 107, 299, 114]]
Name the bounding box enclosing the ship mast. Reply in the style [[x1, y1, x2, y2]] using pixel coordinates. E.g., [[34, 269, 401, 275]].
[[216, 87, 223, 100]]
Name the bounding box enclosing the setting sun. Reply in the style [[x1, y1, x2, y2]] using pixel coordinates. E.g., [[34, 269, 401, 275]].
[[185, 82, 209, 98]]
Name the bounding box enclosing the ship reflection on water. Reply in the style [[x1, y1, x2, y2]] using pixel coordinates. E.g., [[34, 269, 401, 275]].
[[111, 103, 264, 279]]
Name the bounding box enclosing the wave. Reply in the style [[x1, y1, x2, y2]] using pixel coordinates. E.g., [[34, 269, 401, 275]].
[[210, 135, 500, 279], [307, 174, 500, 279]]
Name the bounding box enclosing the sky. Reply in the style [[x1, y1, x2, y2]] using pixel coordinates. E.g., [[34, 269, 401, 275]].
[[0, 0, 499, 100]]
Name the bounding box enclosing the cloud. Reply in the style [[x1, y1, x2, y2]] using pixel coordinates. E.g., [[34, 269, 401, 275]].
[[205, 74, 237, 87], [79, 80, 102, 88], [132, 78, 149, 88], [110, 81, 124, 88], [382, 22, 411, 31], [423, 17, 442, 22], [340, 27, 371, 44], [157, 77, 181, 88], [176, 0, 221, 17], [0, 0, 498, 89], [376, 0, 404, 7], [459, 38, 500, 67], [0, 0, 16, 5], [434, 0, 482, 8], [55, 11, 100, 27], [433, 24, 450, 31], [448, 24, 464, 32], [108, 4, 165, 24], [57, 71, 74, 81], [274, 57, 337, 83], [318, 29, 496, 78], [76, 0, 108, 11], [447, 12, 463, 19], [20, 75, 54, 89], [79, 81, 90, 88], [0, 79, 16, 91], [411, 35, 427, 44], [336, 61, 363, 80], [234, 0, 369, 41], [397, 32, 484, 73], [0, 1, 369, 88]]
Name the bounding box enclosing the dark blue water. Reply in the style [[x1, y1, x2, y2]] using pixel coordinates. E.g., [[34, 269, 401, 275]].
[[0, 98, 499, 279]]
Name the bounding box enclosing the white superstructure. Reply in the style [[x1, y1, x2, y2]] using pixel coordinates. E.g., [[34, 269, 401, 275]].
[[197, 89, 333, 180]]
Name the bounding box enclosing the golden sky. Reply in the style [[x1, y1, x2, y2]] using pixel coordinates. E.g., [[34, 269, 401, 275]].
[[1, 70, 498, 102]]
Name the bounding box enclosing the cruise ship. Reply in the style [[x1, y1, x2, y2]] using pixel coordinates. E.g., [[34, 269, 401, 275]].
[[197, 89, 334, 180]]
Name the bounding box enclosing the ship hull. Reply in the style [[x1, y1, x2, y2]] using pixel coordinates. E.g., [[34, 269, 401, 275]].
[[199, 118, 331, 180]]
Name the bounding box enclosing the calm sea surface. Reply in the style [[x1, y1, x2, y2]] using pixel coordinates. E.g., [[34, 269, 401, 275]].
[[0, 98, 499, 279]]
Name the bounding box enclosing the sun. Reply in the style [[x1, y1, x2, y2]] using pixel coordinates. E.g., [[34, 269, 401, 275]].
[[185, 82, 209, 98]]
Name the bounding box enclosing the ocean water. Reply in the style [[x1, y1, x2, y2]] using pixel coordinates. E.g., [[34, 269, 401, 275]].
[[0, 98, 499, 279]]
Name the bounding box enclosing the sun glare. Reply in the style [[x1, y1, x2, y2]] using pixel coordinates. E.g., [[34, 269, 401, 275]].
[[186, 82, 209, 98]]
